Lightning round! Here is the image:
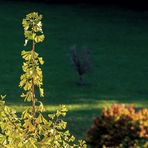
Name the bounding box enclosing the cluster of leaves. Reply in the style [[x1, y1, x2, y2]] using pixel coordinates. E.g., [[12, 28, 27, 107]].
[[19, 50, 44, 101], [22, 12, 45, 46], [0, 12, 86, 148], [70, 46, 91, 85], [86, 104, 148, 148], [0, 96, 86, 148]]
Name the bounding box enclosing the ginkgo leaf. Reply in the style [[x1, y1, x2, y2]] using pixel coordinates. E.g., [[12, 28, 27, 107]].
[[38, 57, 44, 65], [24, 31, 33, 40], [24, 39, 28, 46], [35, 35, 45, 43], [39, 87, 44, 97], [35, 114, 42, 124]]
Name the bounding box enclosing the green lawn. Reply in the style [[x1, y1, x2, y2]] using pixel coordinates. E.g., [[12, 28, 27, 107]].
[[0, 1, 148, 139]]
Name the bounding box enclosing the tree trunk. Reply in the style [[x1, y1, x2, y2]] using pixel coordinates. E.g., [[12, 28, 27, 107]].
[[79, 74, 84, 86]]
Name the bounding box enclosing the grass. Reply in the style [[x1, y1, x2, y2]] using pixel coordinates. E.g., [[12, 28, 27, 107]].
[[0, 1, 148, 139]]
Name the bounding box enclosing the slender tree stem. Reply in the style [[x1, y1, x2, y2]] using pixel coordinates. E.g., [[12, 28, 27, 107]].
[[32, 40, 36, 120]]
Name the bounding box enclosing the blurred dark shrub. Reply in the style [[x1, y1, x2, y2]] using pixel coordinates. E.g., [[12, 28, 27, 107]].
[[86, 104, 148, 148], [70, 46, 92, 85]]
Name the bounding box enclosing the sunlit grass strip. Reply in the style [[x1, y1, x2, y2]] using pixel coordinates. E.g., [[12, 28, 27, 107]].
[[9, 101, 147, 113], [8, 104, 100, 113]]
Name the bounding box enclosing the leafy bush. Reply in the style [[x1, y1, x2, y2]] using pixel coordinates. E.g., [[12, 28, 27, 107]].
[[0, 12, 86, 148], [0, 96, 86, 147], [86, 104, 148, 148]]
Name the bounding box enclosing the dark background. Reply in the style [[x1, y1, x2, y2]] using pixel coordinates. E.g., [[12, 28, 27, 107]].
[[4, 0, 148, 10]]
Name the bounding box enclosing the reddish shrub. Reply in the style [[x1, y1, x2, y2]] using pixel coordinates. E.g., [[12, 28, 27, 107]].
[[86, 104, 148, 148]]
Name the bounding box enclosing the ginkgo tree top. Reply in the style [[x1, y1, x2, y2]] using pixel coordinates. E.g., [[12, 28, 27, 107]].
[[20, 12, 45, 104], [22, 12, 45, 46]]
